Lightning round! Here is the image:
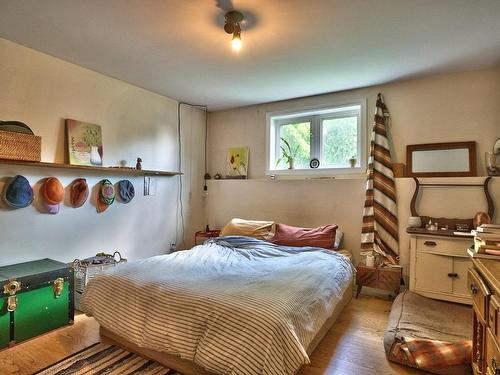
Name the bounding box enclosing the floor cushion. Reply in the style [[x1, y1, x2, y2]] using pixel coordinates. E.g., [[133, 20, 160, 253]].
[[384, 291, 473, 375]]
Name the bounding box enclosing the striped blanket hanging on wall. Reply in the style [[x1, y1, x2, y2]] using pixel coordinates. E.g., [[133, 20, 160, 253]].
[[361, 93, 399, 265]]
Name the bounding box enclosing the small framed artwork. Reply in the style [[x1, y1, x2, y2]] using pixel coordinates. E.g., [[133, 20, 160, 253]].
[[66, 119, 103, 166], [226, 147, 249, 179]]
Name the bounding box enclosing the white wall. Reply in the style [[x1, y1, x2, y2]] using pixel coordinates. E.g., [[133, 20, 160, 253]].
[[207, 67, 500, 273], [0, 38, 206, 266]]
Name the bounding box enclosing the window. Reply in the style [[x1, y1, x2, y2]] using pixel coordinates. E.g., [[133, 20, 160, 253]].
[[266, 100, 366, 176]]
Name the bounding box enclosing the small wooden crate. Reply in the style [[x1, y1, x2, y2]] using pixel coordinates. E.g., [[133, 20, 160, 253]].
[[356, 261, 402, 298], [0, 130, 41, 162]]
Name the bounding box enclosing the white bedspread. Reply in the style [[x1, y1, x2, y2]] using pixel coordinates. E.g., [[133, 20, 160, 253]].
[[81, 236, 354, 375]]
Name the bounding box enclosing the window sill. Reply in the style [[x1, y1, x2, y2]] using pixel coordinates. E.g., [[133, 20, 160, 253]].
[[266, 167, 366, 178], [207, 173, 366, 182]]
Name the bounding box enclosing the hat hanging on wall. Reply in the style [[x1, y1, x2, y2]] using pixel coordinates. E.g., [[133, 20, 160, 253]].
[[117, 180, 135, 203], [97, 179, 115, 213], [2, 175, 33, 209], [41, 177, 65, 214], [70, 178, 89, 208]]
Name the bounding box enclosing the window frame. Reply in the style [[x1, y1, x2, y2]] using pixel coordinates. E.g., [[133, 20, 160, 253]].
[[266, 99, 367, 177]]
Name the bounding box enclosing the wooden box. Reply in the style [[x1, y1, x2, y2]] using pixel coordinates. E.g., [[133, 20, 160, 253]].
[[0, 259, 74, 348], [0, 130, 41, 162], [356, 261, 402, 297]]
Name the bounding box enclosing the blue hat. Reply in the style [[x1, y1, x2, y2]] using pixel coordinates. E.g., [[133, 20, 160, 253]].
[[3, 175, 33, 209], [118, 180, 135, 203]]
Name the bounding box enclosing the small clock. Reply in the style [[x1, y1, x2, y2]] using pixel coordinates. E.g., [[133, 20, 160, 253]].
[[310, 158, 320, 168]]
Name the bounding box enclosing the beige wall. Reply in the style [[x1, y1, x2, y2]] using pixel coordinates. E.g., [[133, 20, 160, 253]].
[[1, 36, 498, 273], [0, 38, 206, 266], [207, 67, 500, 272]]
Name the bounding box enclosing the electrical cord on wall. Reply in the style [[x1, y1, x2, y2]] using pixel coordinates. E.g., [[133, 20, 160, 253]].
[[176, 101, 208, 249]]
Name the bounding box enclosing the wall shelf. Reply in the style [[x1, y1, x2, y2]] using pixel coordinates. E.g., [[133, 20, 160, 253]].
[[0, 159, 181, 177]]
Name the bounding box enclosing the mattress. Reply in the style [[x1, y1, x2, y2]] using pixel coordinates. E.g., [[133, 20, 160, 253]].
[[81, 236, 354, 375]]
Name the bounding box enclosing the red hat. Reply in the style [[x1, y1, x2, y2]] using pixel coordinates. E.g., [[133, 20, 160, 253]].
[[70, 178, 89, 208]]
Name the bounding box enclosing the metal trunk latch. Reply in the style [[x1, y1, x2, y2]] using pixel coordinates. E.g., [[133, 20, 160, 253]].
[[3, 279, 21, 312], [53, 278, 64, 298]]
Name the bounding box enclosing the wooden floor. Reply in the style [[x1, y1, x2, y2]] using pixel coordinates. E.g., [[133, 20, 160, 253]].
[[0, 294, 425, 375]]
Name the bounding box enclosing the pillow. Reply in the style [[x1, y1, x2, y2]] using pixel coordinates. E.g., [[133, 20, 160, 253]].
[[334, 229, 343, 250], [220, 218, 275, 240], [271, 223, 338, 249]]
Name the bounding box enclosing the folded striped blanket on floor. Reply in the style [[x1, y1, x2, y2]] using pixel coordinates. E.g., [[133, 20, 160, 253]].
[[391, 337, 472, 371]]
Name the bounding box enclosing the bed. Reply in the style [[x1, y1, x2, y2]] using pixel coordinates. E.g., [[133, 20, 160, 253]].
[[81, 236, 354, 375]]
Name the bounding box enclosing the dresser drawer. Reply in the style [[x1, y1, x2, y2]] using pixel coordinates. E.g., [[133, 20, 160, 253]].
[[469, 268, 491, 322], [416, 236, 471, 256], [486, 329, 500, 375], [490, 296, 500, 338]]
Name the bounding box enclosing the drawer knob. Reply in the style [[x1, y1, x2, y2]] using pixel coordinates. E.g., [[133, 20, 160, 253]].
[[447, 273, 458, 278], [470, 283, 478, 295], [424, 241, 437, 247]]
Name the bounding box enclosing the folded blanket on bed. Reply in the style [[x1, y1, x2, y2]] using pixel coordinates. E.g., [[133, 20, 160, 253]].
[[81, 236, 354, 375]]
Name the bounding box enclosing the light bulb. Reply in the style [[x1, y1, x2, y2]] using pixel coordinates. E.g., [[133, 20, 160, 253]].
[[232, 34, 242, 51], [202, 185, 209, 198]]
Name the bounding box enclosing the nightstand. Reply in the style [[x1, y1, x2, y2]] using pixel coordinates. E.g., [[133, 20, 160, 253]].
[[356, 261, 402, 298], [194, 230, 221, 245]]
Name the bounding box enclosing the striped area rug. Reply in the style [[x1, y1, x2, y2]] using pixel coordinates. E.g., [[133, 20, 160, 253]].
[[35, 343, 182, 375]]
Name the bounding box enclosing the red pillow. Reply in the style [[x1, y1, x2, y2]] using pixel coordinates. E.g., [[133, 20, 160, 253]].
[[271, 223, 338, 249]]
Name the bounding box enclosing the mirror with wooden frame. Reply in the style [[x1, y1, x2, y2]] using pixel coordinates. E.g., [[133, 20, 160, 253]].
[[406, 141, 477, 177]]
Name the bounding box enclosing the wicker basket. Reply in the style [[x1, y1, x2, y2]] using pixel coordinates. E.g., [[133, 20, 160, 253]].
[[0, 130, 41, 162]]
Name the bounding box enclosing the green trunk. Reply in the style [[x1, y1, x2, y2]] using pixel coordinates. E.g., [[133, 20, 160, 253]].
[[0, 259, 73, 348], [14, 282, 69, 343], [0, 297, 9, 347]]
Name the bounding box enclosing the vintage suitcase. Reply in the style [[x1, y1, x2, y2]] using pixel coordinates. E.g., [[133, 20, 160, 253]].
[[0, 258, 74, 348]]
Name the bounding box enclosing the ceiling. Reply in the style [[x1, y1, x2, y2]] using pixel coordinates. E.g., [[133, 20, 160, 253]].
[[0, 0, 499, 110]]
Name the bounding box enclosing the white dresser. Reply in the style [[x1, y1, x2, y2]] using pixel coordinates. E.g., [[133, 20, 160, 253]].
[[409, 231, 473, 305]]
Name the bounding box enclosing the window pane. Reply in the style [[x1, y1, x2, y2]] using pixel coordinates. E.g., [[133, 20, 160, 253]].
[[322, 116, 358, 167], [278, 122, 311, 169]]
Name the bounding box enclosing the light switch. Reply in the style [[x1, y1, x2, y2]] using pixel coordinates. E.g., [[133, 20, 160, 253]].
[[143, 177, 157, 196]]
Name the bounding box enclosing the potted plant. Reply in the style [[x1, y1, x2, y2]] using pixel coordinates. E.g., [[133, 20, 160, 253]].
[[349, 155, 357, 168], [277, 137, 298, 169]]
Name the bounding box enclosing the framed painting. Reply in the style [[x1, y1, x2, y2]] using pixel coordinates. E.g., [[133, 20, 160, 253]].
[[66, 119, 103, 166], [226, 147, 249, 179]]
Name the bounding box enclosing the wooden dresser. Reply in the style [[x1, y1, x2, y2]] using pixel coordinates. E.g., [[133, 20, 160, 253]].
[[470, 257, 500, 375], [409, 229, 473, 304]]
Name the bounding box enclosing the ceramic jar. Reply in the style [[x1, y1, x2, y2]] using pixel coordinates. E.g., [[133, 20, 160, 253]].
[[408, 216, 422, 228]]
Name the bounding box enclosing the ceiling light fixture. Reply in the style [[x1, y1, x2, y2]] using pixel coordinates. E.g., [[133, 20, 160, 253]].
[[224, 10, 244, 51]]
